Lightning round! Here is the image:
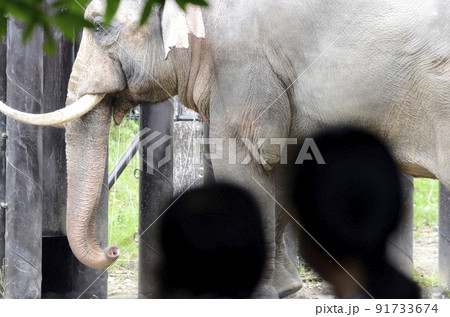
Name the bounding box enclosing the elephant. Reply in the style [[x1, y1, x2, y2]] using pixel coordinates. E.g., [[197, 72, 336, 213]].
[[0, 0, 449, 298]]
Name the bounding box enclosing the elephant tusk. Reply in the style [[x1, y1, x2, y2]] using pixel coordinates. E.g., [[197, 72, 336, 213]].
[[0, 94, 106, 127]]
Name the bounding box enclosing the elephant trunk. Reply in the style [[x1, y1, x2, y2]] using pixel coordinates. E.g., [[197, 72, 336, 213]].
[[65, 98, 120, 269]]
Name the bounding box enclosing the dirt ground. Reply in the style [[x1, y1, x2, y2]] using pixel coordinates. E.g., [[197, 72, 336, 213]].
[[107, 228, 447, 299]]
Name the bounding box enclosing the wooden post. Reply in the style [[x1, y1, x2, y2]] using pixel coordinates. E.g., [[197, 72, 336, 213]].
[[439, 183, 450, 288], [5, 19, 44, 299], [0, 31, 7, 299], [41, 32, 72, 237], [138, 100, 174, 298], [202, 123, 215, 185], [2, 15, 108, 298], [40, 27, 74, 299], [386, 173, 414, 277]]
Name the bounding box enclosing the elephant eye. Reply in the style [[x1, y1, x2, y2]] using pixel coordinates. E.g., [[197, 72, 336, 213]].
[[94, 22, 103, 32]]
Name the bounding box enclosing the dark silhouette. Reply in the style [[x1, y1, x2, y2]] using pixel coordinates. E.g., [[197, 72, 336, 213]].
[[291, 127, 420, 299], [159, 183, 267, 298]]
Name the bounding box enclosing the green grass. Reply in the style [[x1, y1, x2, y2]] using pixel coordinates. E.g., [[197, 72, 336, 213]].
[[108, 117, 141, 273], [0, 258, 6, 298], [413, 268, 439, 289], [413, 179, 439, 229], [299, 261, 321, 282]]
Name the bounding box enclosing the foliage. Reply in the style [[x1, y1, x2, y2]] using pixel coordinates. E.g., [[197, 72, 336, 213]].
[[108, 116, 141, 272], [0, 258, 6, 298], [413, 268, 438, 289], [299, 261, 321, 282], [0, 0, 208, 54], [413, 179, 439, 229]]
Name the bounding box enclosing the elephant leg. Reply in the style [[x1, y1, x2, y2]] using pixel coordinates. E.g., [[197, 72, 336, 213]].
[[272, 164, 303, 298], [206, 63, 292, 298], [273, 208, 303, 298], [209, 139, 278, 298]]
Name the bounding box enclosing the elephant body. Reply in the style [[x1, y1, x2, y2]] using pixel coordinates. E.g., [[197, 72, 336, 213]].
[[3, 0, 448, 298], [202, 0, 450, 183], [69, 0, 450, 298]]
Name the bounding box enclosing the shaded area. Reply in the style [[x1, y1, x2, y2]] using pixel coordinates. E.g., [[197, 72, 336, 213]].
[[159, 183, 266, 298], [291, 127, 420, 299], [138, 100, 174, 298]]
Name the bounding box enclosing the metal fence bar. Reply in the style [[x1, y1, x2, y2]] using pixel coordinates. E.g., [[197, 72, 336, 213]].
[[129, 110, 201, 123], [108, 113, 202, 190], [174, 114, 202, 122], [108, 133, 140, 190]]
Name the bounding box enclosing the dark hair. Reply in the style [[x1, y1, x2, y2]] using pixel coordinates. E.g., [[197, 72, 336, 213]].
[[160, 183, 267, 298], [292, 127, 402, 260]]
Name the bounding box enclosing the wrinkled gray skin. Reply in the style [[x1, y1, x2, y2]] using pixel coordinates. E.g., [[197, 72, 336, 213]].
[[66, 0, 450, 298]]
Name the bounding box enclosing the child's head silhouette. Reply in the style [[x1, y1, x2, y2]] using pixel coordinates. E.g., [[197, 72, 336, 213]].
[[160, 183, 266, 298]]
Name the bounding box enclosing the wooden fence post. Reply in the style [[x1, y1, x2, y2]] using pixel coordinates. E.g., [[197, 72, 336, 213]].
[[0, 30, 6, 299], [5, 18, 44, 299], [202, 122, 215, 185], [138, 100, 174, 298], [2, 15, 108, 298], [439, 183, 450, 289], [39, 25, 74, 299]]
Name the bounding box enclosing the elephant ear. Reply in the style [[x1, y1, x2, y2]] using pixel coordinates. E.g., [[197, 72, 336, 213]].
[[161, 0, 205, 58]]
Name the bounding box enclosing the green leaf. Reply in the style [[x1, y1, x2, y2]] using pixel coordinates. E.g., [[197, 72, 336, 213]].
[[3, 1, 36, 21], [140, 0, 158, 26], [52, 1, 67, 8], [1, 0, 209, 46], [190, 0, 208, 6], [22, 21, 36, 41], [104, 0, 120, 25], [43, 28, 56, 55], [176, 0, 187, 10], [0, 11, 6, 41], [53, 11, 93, 41], [176, 0, 208, 11], [53, 0, 88, 15]]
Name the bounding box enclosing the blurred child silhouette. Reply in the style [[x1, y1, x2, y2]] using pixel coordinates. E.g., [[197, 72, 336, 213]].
[[291, 127, 420, 299], [159, 183, 267, 298]]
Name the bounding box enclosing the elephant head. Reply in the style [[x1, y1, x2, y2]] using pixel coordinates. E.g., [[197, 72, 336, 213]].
[[0, 0, 207, 269]]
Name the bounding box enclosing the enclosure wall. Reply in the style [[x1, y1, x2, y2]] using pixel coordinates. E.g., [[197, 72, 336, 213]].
[[5, 18, 44, 299], [0, 28, 6, 299], [2, 19, 108, 298]]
